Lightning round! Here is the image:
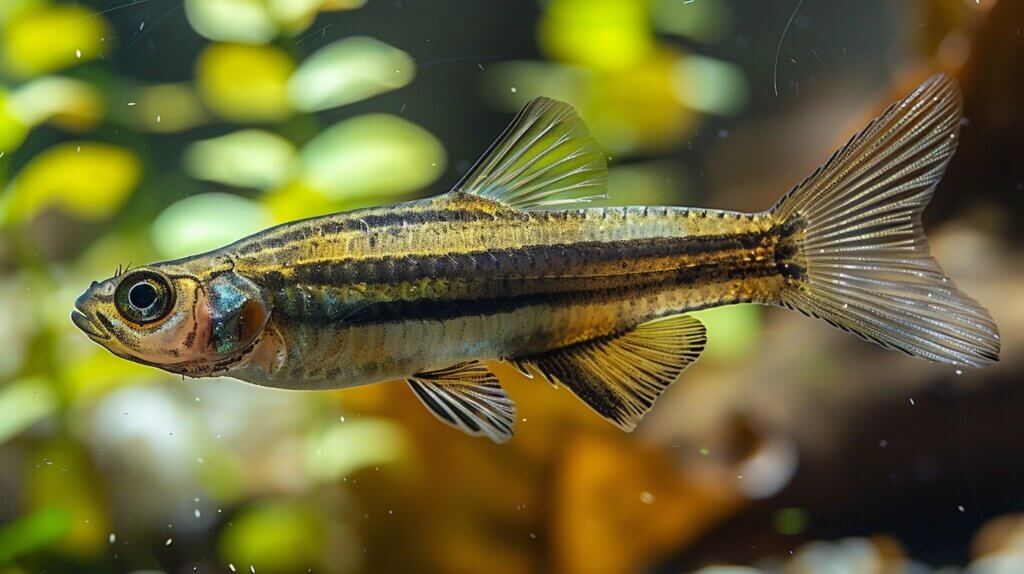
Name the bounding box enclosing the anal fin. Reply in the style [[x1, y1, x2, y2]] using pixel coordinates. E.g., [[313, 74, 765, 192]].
[[408, 361, 516, 443], [513, 314, 706, 431]]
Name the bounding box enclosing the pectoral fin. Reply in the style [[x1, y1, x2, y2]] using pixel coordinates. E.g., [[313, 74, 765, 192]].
[[408, 361, 516, 443], [512, 314, 706, 432]]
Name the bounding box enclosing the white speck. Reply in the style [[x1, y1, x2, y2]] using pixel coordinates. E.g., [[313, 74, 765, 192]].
[[156, 115, 161, 123], [229, 565, 236, 573], [109, 533, 116, 544], [640, 491, 655, 504], [127, 102, 136, 107], [165, 538, 173, 546], [76, 49, 82, 59], [197, 457, 204, 464], [339, 416, 346, 422], [909, 397, 915, 406], [879, 439, 888, 447], [194, 509, 201, 519], [510, 87, 517, 93], [250, 566, 256, 574], [955, 369, 963, 375], [958, 505, 966, 512], [140, 21, 145, 31]]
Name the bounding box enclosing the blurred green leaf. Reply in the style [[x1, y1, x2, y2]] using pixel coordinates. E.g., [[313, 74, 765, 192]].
[[0, 90, 29, 153], [671, 55, 747, 115], [127, 83, 209, 133], [151, 193, 273, 259], [185, 0, 279, 44], [0, 377, 56, 446], [652, 0, 733, 43], [300, 114, 446, 201], [219, 501, 325, 574], [1, 3, 111, 77], [9, 77, 104, 131], [197, 43, 296, 122], [0, 507, 72, 565], [26, 441, 109, 557], [304, 418, 410, 482], [185, 130, 298, 189], [1, 142, 141, 224], [289, 37, 415, 112]]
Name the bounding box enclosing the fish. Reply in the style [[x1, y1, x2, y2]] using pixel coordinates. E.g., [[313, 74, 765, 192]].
[[72, 74, 999, 443]]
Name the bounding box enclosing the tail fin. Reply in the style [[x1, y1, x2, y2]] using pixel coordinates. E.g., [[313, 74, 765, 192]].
[[770, 74, 1000, 367]]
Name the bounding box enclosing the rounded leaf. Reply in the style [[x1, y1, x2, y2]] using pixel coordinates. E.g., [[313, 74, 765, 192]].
[[185, 130, 297, 189], [185, 0, 278, 44], [151, 193, 273, 259], [10, 77, 104, 131], [300, 114, 446, 201], [196, 43, 295, 122], [3, 143, 140, 223], [288, 37, 415, 112], [2, 4, 111, 77]]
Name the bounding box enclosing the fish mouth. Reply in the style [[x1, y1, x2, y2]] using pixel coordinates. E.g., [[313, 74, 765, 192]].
[[71, 309, 109, 341]]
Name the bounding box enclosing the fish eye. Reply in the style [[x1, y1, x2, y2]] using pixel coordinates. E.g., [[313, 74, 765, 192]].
[[114, 270, 174, 324]]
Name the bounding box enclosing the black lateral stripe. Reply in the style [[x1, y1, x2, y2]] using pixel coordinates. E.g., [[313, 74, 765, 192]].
[[268, 231, 776, 288], [235, 207, 500, 255], [279, 261, 776, 328]]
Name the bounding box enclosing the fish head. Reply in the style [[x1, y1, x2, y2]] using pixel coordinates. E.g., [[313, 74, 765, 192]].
[[72, 264, 271, 377]]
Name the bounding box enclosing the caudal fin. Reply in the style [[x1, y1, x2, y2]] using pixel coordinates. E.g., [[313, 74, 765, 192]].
[[771, 74, 1000, 367]]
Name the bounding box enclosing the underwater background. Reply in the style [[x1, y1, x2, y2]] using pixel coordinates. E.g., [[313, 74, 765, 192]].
[[1, 0, 1023, 572]]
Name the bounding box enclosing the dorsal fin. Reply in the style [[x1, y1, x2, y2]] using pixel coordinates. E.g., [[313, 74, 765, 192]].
[[512, 314, 706, 431], [407, 361, 516, 443], [452, 97, 608, 210]]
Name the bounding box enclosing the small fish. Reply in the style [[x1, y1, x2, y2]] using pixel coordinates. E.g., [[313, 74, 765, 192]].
[[73, 75, 999, 442]]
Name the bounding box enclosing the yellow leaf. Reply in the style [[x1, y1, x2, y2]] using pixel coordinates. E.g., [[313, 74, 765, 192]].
[[3, 142, 141, 223], [1, 4, 111, 77], [539, 0, 653, 72], [196, 43, 295, 122], [0, 90, 29, 152]]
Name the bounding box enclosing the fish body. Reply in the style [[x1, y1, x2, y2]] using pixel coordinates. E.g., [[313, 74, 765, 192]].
[[189, 196, 783, 389], [73, 75, 1000, 442]]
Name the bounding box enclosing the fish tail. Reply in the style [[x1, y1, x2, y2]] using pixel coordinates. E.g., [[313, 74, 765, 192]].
[[768, 74, 999, 367]]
